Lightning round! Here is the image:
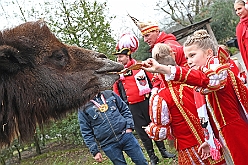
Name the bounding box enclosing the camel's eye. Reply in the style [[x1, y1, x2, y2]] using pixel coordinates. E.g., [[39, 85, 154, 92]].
[[46, 48, 69, 68]]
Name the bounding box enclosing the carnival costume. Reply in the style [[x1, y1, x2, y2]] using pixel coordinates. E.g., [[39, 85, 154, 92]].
[[145, 78, 225, 165], [164, 48, 248, 165]]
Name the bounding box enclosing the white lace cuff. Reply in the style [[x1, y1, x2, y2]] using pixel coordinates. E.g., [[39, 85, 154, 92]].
[[164, 66, 176, 81]]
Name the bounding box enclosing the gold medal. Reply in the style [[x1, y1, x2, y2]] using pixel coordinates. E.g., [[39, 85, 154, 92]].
[[99, 104, 108, 112], [91, 94, 108, 113]]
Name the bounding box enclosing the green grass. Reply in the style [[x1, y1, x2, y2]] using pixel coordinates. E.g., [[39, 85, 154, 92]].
[[7, 139, 178, 165]]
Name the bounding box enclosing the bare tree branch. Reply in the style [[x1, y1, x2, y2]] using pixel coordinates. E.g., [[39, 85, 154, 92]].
[[156, 0, 214, 27], [15, 0, 27, 22]]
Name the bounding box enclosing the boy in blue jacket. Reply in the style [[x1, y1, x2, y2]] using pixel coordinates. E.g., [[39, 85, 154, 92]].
[[78, 90, 148, 165]]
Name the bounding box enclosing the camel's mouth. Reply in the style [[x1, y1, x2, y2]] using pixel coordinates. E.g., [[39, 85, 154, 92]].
[[96, 68, 123, 75], [107, 68, 128, 74], [96, 65, 124, 75], [97, 70, 122, 75]]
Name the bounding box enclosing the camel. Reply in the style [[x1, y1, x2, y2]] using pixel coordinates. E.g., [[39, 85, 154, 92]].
[[0, 20, 123, 147]]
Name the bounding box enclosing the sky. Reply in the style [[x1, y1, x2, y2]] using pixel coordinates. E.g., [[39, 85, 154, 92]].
[[103, 0, 162, 37], [0, 0, 162, 38]]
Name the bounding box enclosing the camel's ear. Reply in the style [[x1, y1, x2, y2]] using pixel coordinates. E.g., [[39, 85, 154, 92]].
[[0, 45, 31, 73]]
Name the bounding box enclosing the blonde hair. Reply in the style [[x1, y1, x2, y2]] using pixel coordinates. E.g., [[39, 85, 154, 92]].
[[152, 43, 176, 66], [234, 0, 245, 5], [184, 29, 217, 55]]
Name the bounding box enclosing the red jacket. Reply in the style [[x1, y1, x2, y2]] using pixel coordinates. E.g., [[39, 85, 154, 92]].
[[236, 17, 248, 71], [150, 31, 187, 67], [113, 59, 153, 104]]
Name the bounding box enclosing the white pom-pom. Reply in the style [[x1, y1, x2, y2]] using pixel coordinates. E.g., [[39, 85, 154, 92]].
[[116, 33, 139, 53]]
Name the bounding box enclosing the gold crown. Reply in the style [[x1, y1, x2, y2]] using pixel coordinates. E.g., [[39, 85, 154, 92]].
[[128, 14, 159, 35]]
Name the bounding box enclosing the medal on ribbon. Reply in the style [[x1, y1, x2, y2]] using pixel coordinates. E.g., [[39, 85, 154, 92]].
[[90, 94, 108, 112], [99, 104, 108, 112]]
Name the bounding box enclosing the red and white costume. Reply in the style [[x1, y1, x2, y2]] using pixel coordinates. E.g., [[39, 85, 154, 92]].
[[165, 56, 248, 164], [145, 79, 225, 165], [113, 58, 153, 104]]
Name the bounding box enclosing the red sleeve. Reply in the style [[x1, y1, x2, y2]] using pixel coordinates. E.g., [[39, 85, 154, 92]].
[[174, 66, 209, 88]]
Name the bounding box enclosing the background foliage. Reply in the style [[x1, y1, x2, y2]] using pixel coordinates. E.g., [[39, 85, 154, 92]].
[[194, 0, 239, 44]]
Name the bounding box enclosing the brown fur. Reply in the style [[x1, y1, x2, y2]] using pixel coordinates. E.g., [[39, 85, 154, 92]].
[[0, 20, 123, 147]]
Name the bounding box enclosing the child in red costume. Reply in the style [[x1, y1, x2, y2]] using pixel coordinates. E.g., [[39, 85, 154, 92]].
[[144, 43, 225, 165], [142, 29, 248, 165]]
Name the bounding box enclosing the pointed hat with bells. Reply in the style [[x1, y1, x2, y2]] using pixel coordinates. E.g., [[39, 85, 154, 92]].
[[128, 14, 159, 36]]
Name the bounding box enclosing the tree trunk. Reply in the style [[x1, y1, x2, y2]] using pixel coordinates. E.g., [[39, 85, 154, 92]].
[[195, 0, 200, 15], [14, 144, 22, 161], [34, 132, 42, 154]]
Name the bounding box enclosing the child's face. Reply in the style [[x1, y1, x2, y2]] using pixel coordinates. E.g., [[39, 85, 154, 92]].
[[184, 44, 212, 69], [234, 3, 248, 19]]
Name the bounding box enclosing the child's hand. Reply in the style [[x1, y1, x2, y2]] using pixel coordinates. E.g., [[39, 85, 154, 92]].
[[94, 152, 103, 162], [125, 128, 133, 133], [198, 142, 211, 160], [141, 58, 160, 73]]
